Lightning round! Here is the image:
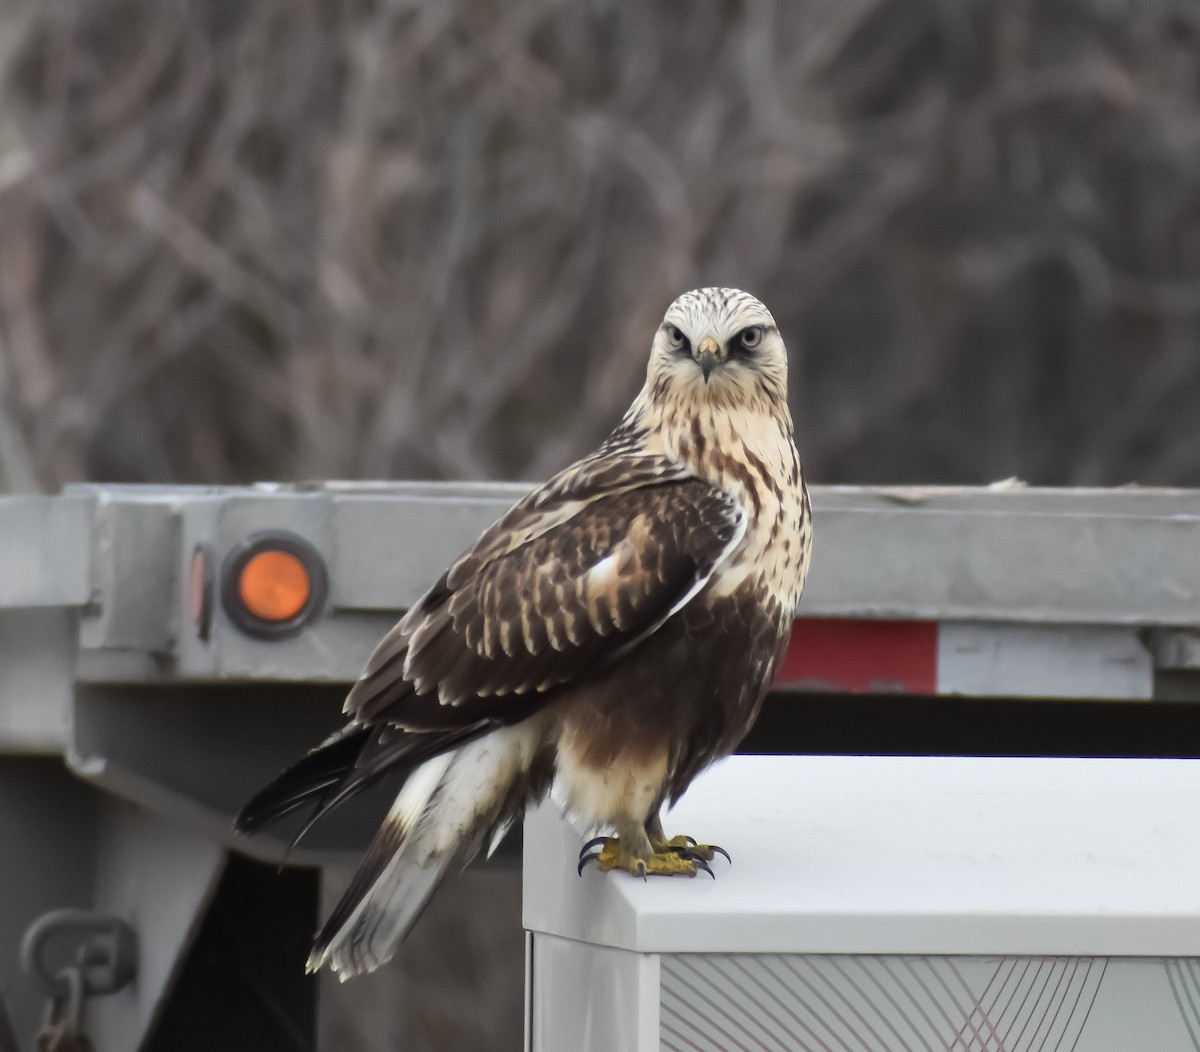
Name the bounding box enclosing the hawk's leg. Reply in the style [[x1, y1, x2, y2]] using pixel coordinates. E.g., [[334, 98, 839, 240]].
[[577, 815, 727, 878]]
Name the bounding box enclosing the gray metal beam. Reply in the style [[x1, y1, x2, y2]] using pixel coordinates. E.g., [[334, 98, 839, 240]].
[[323, 484, 1200, 624], [0, 495, 92, 607], [6, 482, 1200, 646], [317, 483, 1200, 628], [804, 486, 1200, 626], [0, 481, 1184, 685], [0, 609, 75, 752]]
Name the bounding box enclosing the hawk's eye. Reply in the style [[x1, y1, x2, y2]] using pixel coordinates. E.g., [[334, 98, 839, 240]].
[[738, 326, 763, 350], [665, 325, 689, 352]]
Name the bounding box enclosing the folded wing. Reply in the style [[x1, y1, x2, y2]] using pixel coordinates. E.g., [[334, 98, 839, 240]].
[[236, 456, 746, 838], [346, 456, 746, 730]]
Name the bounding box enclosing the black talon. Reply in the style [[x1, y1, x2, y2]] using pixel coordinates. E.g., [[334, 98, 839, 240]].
[[693, 857, 715, 879], [577, 850, 602, 876], [683, 835, 697, 845], [579, 836, 608, 858], [667, 841, 729, 862], [668, 843, 731, 865]]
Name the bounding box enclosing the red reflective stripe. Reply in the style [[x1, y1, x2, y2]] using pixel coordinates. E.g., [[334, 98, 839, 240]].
[[774, 619, 938, 694]]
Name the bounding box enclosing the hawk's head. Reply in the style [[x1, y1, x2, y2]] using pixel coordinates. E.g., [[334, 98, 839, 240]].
[[648, 287, 787, 403]]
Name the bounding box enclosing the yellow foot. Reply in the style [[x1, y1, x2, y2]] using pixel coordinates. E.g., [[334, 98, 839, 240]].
[[577, 835, 729, 879], [650, 834, 732, 865]]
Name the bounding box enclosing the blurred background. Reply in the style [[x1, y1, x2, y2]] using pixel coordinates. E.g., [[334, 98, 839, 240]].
[[3, 0, 1200, 498], [3, 1, 1200, 1050]]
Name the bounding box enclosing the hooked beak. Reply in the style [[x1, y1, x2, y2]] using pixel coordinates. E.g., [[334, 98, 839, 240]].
[[696, 336, 721, 383]]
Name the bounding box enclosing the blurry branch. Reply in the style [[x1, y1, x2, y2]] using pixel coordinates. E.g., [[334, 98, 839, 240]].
[[127, 185, 303, 338], [0, 349, 39, 493], [1, 0, 1199, 490], [0, 0, 43, 491], [1073, 324, 1197, 485]]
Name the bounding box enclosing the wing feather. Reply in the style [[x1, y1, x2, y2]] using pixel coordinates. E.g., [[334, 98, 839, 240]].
[[342, 456, 745, 732]]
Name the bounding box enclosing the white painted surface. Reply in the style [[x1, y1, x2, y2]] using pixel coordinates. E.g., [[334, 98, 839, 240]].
[[937, 621, 1154, 699], [524, 754, 1200, 956], [528, 935, 658, 1052]]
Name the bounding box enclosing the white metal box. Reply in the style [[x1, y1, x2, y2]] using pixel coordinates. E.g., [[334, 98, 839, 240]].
[[524, 755, 1200, 1051]]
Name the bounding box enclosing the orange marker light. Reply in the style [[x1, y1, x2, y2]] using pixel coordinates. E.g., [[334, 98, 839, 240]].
[[221, 531, 328, 638], [238, 549, 311, 622]]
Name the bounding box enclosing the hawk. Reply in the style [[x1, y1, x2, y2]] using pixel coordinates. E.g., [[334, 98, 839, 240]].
[[235, 287, 812, 977]]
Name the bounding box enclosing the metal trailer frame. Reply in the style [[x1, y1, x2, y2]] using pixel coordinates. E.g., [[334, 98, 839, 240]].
[[1, 482, 1199, 1049]]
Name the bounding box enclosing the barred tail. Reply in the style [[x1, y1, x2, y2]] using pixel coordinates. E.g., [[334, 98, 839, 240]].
[[308, 722, 547, 978], [308, 753, 456, 977]]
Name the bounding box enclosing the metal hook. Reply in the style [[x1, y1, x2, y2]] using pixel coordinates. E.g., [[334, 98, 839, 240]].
[[20, 910, 137, 999]]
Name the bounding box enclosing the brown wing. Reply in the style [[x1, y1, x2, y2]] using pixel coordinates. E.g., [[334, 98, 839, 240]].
[[446, 450, 694, 568], [344, 465, 745, 732]]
